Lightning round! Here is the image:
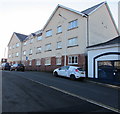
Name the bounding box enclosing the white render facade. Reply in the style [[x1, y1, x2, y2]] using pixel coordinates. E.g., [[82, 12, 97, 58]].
[[8, 2, 119, 72]]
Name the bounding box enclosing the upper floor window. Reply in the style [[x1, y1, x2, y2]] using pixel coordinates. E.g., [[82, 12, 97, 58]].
[[8, 54, 11, 58], [30, 38, 33, 44], [68, 20, 78, 30], [57, 41, 62, 49], [16, 43, 19, 47], [9, 46, 11, 50], [15, 52, 19, 57], [57, 26, 62, 33], [12, 45, 15, 49], [36, 47, 41, 53], [46, 30, 52, 37], [23, 41, 27, 46], [37, 36, 42, 41], [29, 49, 32, 55], [23, 50, 26, 56], [68, 37, 78, 47], [45, 43, 51, 51]]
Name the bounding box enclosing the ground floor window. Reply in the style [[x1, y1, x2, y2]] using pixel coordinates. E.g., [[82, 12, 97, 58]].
[[68, 56, 78, 64], [56, 57, 61, 65], [36, 59, 41, 66], [29, 60, 32, 66], [45, 58, 51, 65]]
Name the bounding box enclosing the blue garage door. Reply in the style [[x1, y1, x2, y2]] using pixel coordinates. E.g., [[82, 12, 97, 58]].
[[98, 61, 120, 82]]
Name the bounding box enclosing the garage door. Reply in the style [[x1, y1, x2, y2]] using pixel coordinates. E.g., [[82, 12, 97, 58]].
[[98, 61, 120, 82]]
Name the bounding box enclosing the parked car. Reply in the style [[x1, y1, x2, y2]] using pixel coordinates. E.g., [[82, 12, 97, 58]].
[[10, 64, 25, 71], [1, 63, 11, 70], [53, 66, 85, 80]]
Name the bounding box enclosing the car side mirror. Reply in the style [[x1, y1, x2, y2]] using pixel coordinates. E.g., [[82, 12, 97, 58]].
[[59, 68, 61, 70]]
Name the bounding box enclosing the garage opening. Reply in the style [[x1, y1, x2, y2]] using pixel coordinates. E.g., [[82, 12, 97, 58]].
[[98, 60, 120, 83]]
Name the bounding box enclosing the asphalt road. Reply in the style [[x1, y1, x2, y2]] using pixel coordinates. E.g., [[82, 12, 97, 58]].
[[2, 71, 120, 113]]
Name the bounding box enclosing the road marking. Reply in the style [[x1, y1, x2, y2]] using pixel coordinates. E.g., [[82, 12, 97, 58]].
[[19, 75, 120, 113]]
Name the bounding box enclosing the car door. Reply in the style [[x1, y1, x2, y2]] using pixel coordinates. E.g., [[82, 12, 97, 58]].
[[58, 66, 69, 77]]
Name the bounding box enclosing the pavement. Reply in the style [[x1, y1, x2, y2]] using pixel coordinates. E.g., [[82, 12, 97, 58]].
[[85, 78, 120, 89]]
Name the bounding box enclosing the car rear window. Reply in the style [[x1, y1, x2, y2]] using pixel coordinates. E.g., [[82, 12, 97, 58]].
[[77, 68, 84, 71]]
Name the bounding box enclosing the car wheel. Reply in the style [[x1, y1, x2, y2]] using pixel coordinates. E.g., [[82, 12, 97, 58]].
[[70, 74, 76, 80], [54, 72, 58, 77]]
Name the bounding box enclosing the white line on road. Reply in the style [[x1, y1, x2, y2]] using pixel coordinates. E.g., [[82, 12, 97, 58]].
[[17, 75, 120, 113]]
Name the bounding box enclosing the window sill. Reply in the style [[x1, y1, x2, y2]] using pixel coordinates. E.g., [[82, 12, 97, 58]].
[[45, 64, 51, 66], [68, 27, 78, 31], [36, 52, 41, 54], [46, 35, 52, 38], [56, 32, 62, 35], [56, 48, 62, 50], [45, 50, 52, 52], [67, 45, 78, 48]]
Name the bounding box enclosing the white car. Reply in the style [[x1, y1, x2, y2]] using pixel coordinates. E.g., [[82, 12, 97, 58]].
[[53, 66, 85, 80]]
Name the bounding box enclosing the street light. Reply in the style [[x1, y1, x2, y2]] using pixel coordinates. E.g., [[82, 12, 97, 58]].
[[59, 14, 67, 66]]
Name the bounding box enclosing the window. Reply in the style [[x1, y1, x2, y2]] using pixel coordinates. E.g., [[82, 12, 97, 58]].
[[30, 38, 33, 44], [29, 49, 32, 55], [37, 36, 42, 41], [23, 51, 26, 56], [45, 58, 51, 65], [8, 54, 11, 58], [68, 20, 78, 29], [13, 45, 15, 49], [46, 30, 52, 37], [36, 59, 41, 66], [68, 37, 78, 47], [45, 43, 51, 51], [57, 26, 62, 33], [16, 43, 19, 47], [57, 41, 62, 49], [15, 52, 19, 57], [68, 56, 78, 64], [56, 58, 61, 65], [23, 41, 27, 46], [29, 60, 32, 66], [9, 46, 11, 50], [36, 47, 41, 53]]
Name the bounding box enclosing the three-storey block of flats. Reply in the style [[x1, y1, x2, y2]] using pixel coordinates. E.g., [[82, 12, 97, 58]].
[[8, 2, 119, 72]]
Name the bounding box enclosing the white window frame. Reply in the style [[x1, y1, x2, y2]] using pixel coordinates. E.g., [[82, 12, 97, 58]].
[[57, 41, 62, 49], [57, 26, 62, 33], [23, 50, 26, 56], [29, 60, 32, 66], [15, 52, 19, 57], [29, 49, 32, 55], [68, 37, 78, 47], [68, 56, 78, 64], [45, 43, 51, 51], [16, 43, 19, 47], [30, 38, 33, 44], [46, 30, 52, 37], [36, 59, 41, 66], [37, 35, 42, 41], [56, 57, 61, 65], [68, 20, 78, 30], [36, 47, 41, 53], [45, 58, 51, 65]]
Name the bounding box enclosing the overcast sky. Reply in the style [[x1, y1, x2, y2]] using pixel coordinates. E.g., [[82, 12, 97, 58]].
[[0, 0, 119, 60]]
